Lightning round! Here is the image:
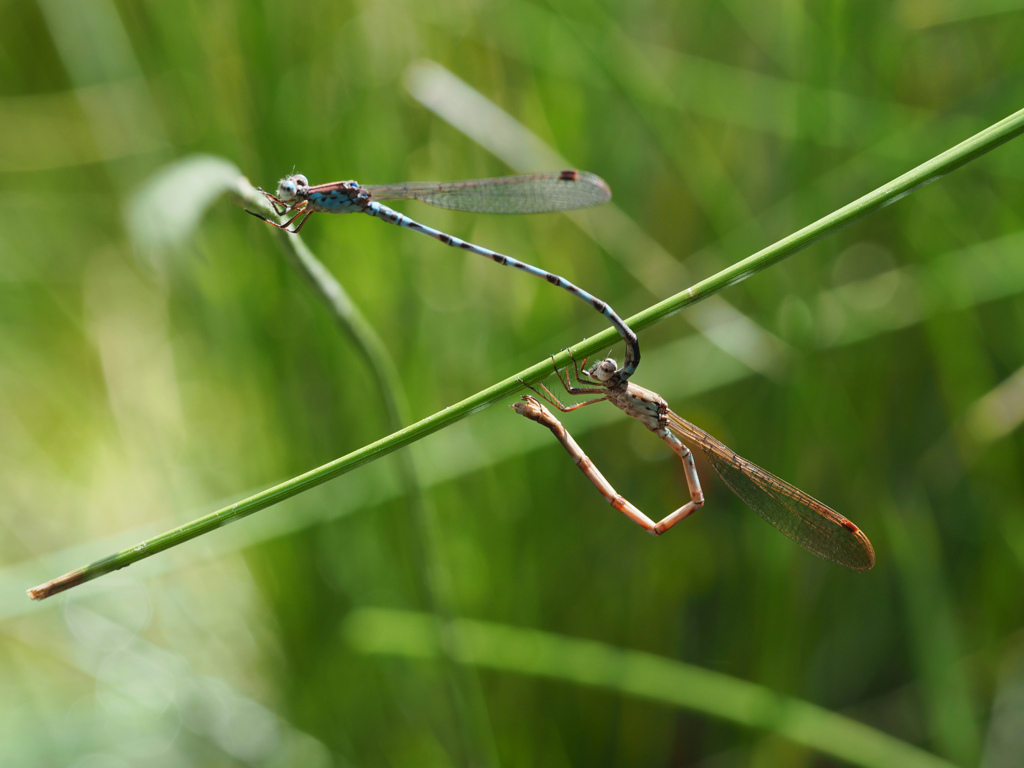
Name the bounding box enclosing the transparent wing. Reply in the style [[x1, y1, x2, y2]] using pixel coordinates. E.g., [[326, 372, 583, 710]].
[[667, 411, 875, 570], [361, 170, 611, 214]]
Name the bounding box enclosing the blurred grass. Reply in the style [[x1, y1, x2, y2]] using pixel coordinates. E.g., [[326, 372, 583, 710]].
[[344, 607, 959, 768], [2, 1, 1024, 766]]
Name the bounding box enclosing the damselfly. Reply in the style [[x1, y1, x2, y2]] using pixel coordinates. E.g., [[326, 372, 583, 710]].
[[248, 170, 639, 382], [513, 356, 875, 570]]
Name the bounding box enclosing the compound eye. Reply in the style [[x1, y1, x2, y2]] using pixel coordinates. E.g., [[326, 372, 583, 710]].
[[276, 174, 309, 200], [588, 358, 618, 382], [276, 178, 297, 199]]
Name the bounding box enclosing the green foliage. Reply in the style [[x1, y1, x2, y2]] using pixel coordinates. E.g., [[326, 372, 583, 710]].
[[2, 2, 1024, 766]]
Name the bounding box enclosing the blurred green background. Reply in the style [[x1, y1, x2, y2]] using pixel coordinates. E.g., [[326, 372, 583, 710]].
[[3, 1, 1024, 766]]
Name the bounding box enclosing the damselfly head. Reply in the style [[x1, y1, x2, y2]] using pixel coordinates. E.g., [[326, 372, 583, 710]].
[[588, 358, 618, 382], [276, 174, 309, 201]]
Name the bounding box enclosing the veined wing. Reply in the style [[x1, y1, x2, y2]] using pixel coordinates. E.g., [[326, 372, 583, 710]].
[[361, 170, 611, 214], [666, 411, 875, 570]]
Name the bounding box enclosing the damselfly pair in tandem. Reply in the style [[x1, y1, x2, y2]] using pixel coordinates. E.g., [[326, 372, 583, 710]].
[[249, 169, 874, 570]]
